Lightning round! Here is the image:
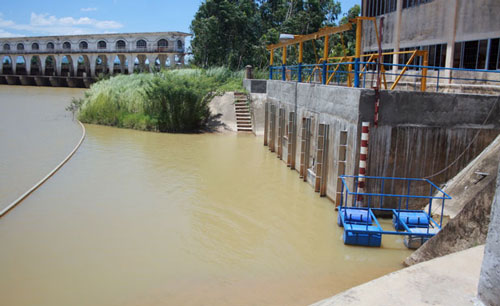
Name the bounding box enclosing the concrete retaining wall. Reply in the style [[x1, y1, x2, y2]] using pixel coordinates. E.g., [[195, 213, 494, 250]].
[[264, 80, 500, 205], [478, 160, 500, 306]]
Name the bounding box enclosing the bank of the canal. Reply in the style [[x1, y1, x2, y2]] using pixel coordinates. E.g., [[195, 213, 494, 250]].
[[0, 86, 412, 306]]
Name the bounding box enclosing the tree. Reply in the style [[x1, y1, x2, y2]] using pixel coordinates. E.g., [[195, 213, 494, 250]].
[[190, 0, 355, 69]]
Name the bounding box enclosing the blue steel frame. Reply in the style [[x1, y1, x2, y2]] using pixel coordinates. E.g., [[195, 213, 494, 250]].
[[338, 175, 451, 237], [269, 62, 500, 91]]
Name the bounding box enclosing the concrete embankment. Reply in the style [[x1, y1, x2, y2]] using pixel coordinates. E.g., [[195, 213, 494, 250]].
[[312, 245, 485, 306], [255, 79, 500, 207], [0, 85, 85, 210], [405, 135, 500, 266]]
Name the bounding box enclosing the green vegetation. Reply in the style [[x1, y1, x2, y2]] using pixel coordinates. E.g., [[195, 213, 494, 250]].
[[76, 68, 248, 132], [190, 0, 360, 70]]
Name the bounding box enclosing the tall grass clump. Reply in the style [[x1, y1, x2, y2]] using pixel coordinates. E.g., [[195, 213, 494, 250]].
[[77, 67, 245, 132]]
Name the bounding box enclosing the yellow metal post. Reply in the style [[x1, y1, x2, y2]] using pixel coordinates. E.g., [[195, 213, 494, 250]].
[[299, 42, 303, 63], [282, 46, 287, 65], [324, 35, 329, 82], [270, 49, 274, 66], [354, 18, 362, 87], [421, 51, 428, 92]]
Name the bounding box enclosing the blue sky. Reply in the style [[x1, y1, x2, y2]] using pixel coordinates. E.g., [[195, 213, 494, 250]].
[[0, 0, 360, 40]]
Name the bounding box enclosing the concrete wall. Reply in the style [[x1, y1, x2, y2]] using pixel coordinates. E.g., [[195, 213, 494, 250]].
[[264, 80, 500, 206], [361, 90, 500, 209], [363, 0, 500, 51], [266, 81, 363, 201], [478, 159, 500, 306]]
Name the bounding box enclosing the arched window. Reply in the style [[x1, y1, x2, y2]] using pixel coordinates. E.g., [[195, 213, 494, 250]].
[[63, 42, 71, 49], [157, 39, 168, 48], [98, 40, 107, 49], [79, 41, 88, 49], [32, 43, 39, 50], [177, 40, 183, 49], [17, 43, 24, 50], [3, 44, 10, 51], [116, 40, 126, 49], [136, 39, 147, 49], [46, 42, 54, 50]]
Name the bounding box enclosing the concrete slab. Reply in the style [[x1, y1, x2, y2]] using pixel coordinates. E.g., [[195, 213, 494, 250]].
[[312, 245, 485, 306]]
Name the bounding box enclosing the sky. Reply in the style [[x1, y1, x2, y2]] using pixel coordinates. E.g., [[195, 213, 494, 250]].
[[0, 0, 360, 41]]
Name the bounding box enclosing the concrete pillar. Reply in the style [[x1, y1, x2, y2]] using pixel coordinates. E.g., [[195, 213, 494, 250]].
[[89, 55, 97, 77], [55, 55, 62, 76], [70, 55, 79, 77], [107, 54, 115, 75], [169, 54, 176, 68], [158, 55, 167, 70], [477, 160, 500, 306], [146, 54, 157, 72], [118, 55, 126, 74], [392, 0, 403, 77], [137, 54, 147, 72], [11, 55, 17, 75], [127, 54, 135, 74], [25, 55, 32, 75], [445, 0, 459, 74], [39, 55, 47, 76]]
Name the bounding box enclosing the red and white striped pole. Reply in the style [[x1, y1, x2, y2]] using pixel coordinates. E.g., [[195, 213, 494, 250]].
[[357, 122, 370, 205]]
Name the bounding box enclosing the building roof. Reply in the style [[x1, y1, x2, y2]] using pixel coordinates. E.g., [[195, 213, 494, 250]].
[[0, 31, 191, 41]]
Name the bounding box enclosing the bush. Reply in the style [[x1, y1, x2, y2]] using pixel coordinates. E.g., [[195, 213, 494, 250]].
[[77, 67, 245, 132]]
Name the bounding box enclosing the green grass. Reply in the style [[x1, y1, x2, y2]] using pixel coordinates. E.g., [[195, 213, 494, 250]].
[[77, 67, 247, 132]]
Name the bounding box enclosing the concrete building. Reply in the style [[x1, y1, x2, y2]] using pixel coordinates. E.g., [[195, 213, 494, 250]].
[[361, 0, 500, 71], [0, 32, 189, 87]]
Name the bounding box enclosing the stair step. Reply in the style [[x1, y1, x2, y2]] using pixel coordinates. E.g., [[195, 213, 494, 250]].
[[236, 115, 251, 119], [237, 128, 253, 132], [235, 110, 250, 114], [237, 124, 252, 128]]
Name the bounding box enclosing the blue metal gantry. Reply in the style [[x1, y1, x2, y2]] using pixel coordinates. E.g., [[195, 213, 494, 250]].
[[337, 175, 451, 248]]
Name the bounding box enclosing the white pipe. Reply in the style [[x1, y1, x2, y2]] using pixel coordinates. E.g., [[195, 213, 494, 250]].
[[0, 121, 86, 217]]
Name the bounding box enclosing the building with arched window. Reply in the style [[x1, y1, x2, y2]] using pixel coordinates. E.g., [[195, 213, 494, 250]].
[[0, 31, 190, 84]]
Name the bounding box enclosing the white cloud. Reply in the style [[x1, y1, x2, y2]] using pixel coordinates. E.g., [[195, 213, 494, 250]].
[[0, 12, 124, 36], [0, 29, 18, 38], [81, 7, 98, 12]]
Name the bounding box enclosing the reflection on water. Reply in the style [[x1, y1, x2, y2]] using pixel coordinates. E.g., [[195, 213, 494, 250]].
[[0, 88, 411, 306]]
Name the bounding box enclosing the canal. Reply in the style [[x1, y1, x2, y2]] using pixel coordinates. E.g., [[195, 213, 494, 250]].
[[0, 86, 411, 305]]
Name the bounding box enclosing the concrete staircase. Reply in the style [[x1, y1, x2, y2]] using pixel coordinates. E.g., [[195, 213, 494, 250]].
[[234, 92, 253, 132]]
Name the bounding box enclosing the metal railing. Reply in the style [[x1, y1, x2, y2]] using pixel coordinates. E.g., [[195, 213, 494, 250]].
[[338, 175, 451, 235], [269, 60, 500, 92]]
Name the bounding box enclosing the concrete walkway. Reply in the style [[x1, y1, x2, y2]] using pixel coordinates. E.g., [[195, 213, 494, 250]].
[[312, 245, 485, 306]]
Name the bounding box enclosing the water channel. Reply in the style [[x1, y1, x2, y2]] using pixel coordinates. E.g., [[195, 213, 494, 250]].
[[0, 86, 412, 305]]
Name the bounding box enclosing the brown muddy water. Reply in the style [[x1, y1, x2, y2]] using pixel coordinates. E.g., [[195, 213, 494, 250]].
[[0, 86, 412, 306]]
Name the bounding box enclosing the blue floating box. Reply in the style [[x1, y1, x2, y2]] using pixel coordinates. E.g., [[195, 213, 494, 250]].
[[337, 208, 372, 227], [343, 224, 382, 247], [393, 211, 429, 230]]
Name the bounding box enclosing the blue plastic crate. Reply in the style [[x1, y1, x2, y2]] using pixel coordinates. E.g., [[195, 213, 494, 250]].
[[343, 224, 382, 247], [393, 211, 429, 230], [337, 208, 373, 227]]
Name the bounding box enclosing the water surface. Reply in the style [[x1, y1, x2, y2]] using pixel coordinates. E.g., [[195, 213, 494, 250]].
[[0, 87, 412, 305]]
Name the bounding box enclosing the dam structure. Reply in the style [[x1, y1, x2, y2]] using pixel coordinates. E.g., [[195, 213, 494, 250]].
[[0, 31, 189, 88]]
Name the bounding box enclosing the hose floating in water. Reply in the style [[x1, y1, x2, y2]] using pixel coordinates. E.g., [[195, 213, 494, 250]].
[[0, 121, 86, 218]]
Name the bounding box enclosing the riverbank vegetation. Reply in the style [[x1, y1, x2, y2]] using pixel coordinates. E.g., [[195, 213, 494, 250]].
[[75, 68, 255, 132]]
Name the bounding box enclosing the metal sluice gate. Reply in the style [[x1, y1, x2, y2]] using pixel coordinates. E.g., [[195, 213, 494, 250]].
[[337, 175, 451, 248]]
